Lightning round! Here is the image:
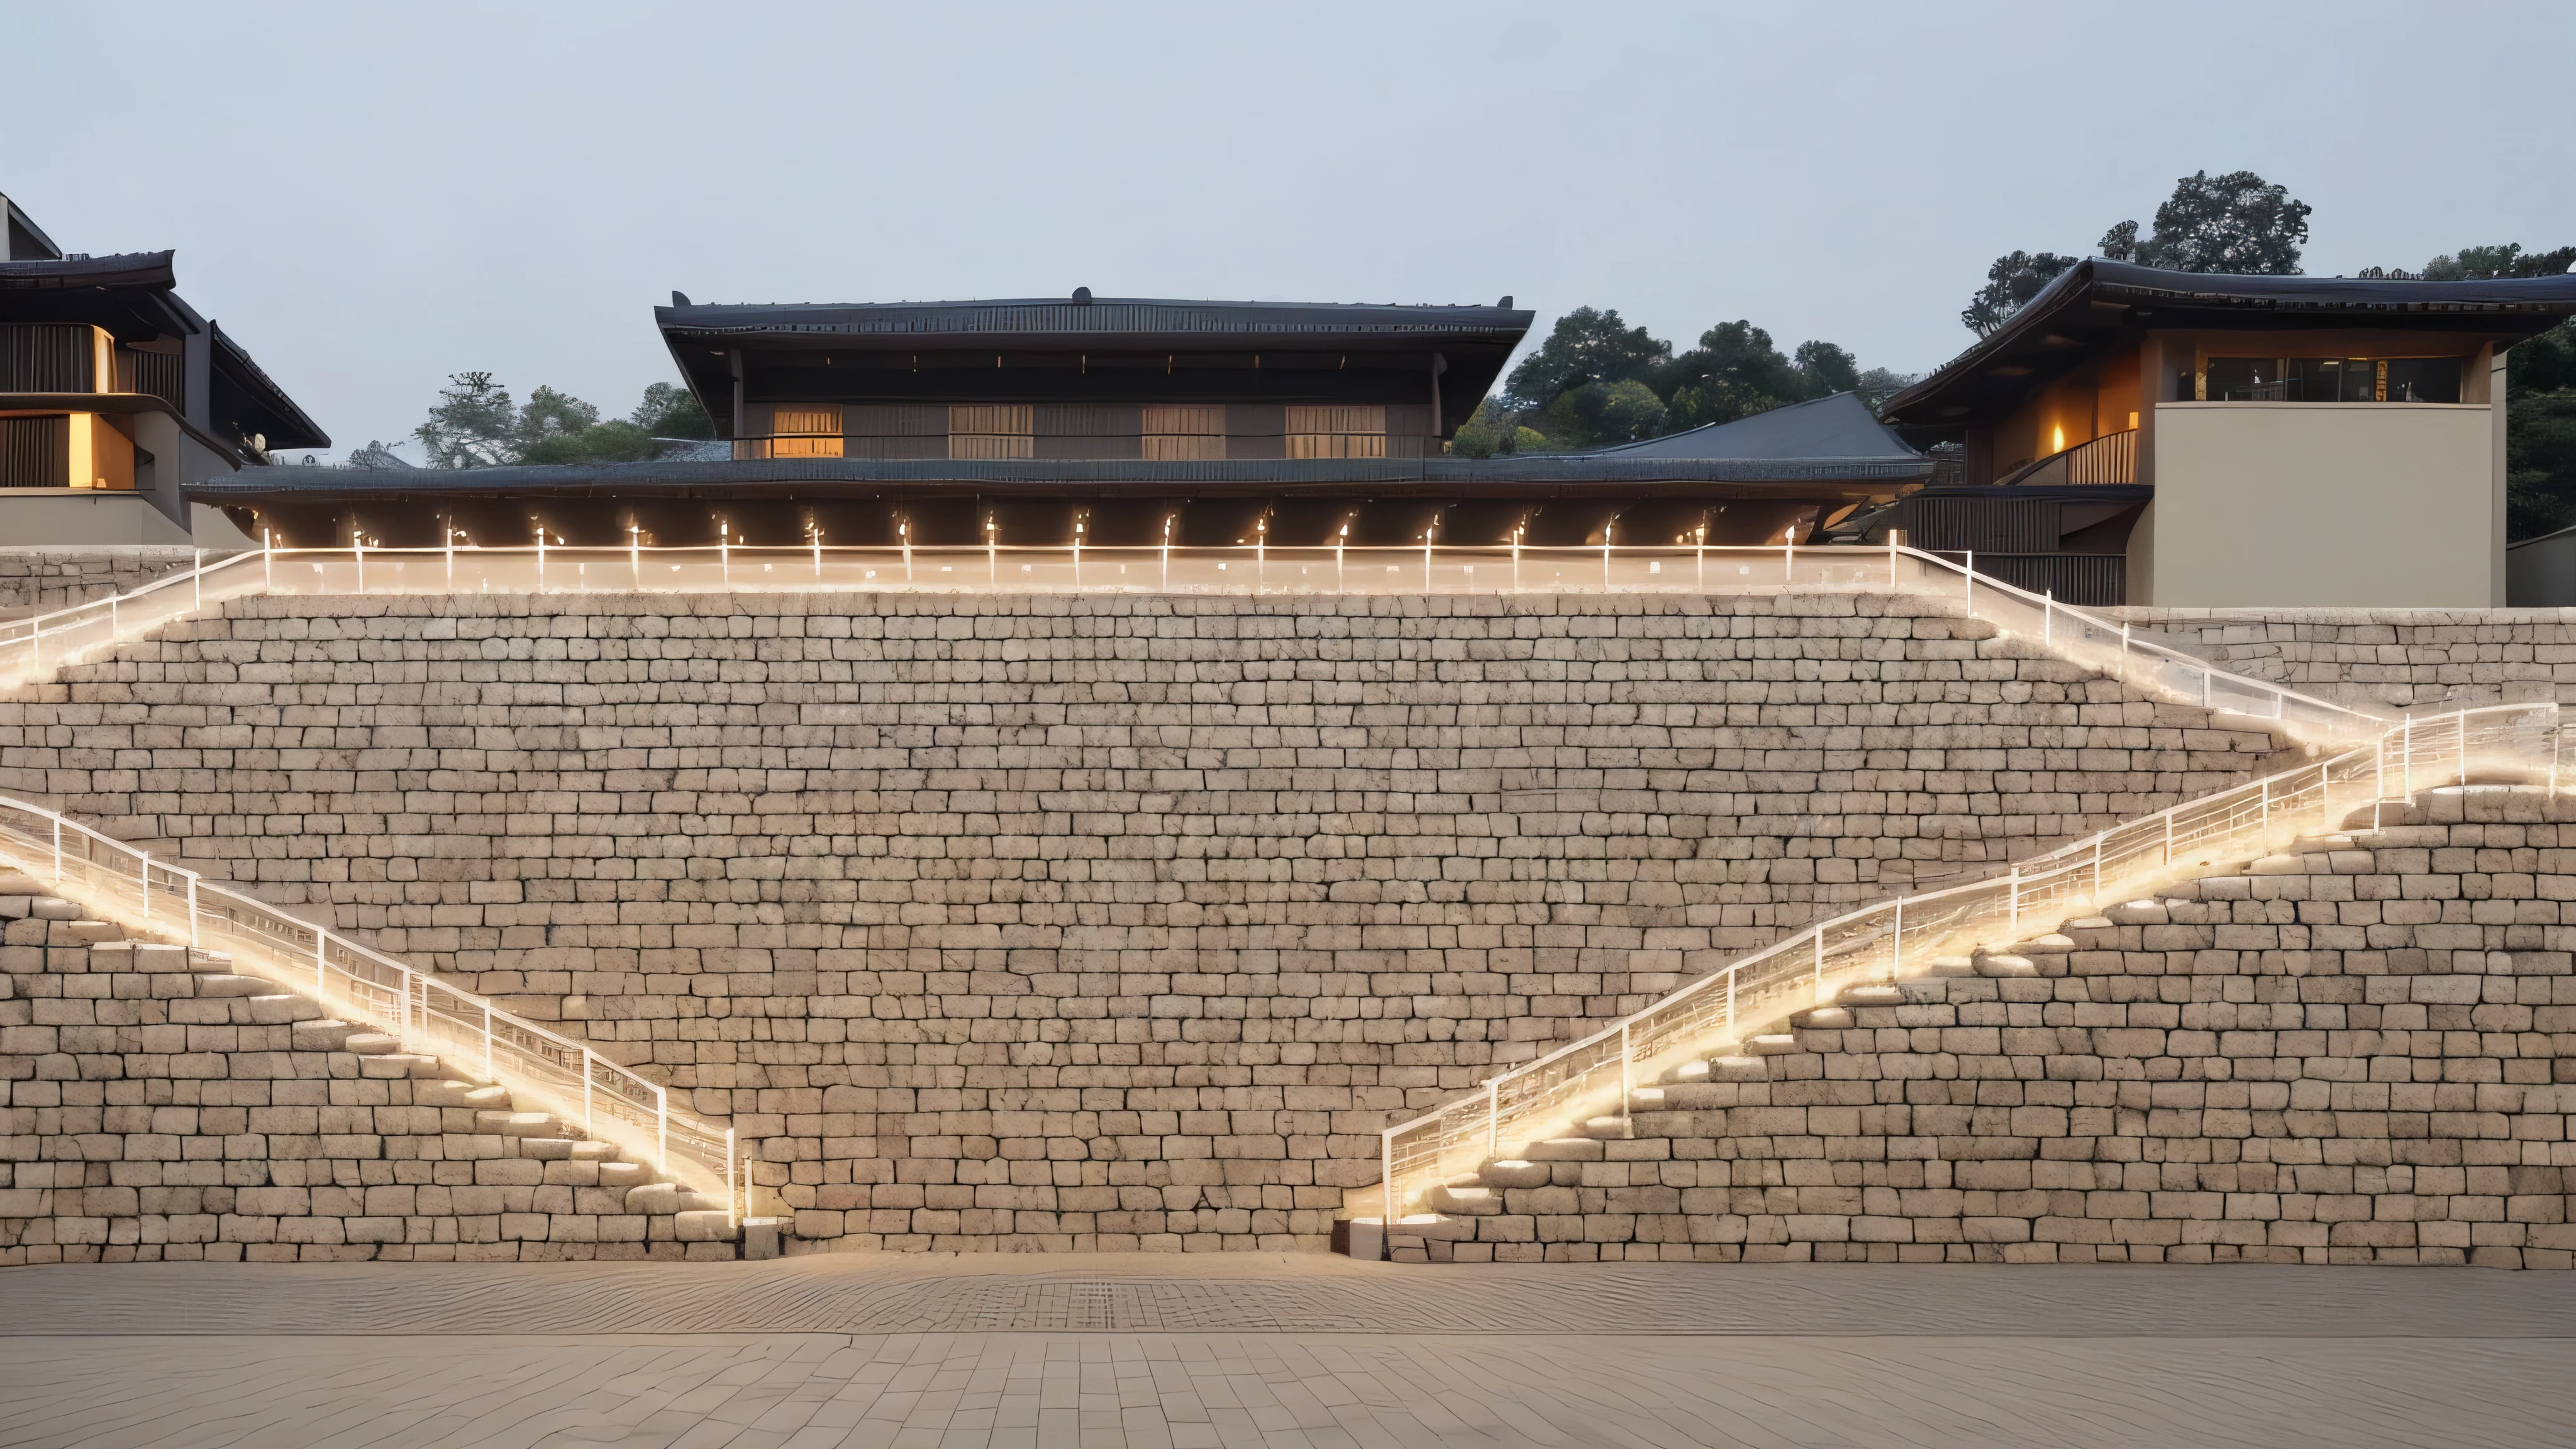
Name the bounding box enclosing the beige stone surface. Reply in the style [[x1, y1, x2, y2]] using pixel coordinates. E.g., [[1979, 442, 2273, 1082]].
[[0, 590, 2289, 1252], [0, 547, 196, 621]]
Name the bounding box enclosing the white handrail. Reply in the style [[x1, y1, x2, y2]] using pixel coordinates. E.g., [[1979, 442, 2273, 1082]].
[[1375, 701, 2560, 1223], [0, 792, 743, 1224], [0, 540, 2385, 748]]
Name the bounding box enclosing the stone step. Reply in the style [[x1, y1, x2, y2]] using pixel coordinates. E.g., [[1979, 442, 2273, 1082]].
[[1745, 1033, 1802, 1055], [1427, 1184, 1499, 1215], [2104, 899, 2170, 925], [1791, 1006, 1853, 1030], [625, 1181, 726, 1215], [250, 993, 325, 1024], [598, 1161, 650, 1191], [359, 1053, 446, 1080], [60, 919, 125, 942], [1974, 953, 2038, 978], [675, 1210, 738, 1244], [341, 1031, 400, 1056], [1579, 1115, 1631, 1140], [29, 898, 80, 921], [1521, 1137, 1604, 1163], [1926, 954, 1980, 977], [290, 1019, 362, 1051], [193, 973, 267, 998], [1704, 1055, 1770, 1080], [2009, 933, 2075, 956], [1478, 1160, 1549, 1189], [476, 1110, 557, 1137], [1836, 984, 1905, 1008]]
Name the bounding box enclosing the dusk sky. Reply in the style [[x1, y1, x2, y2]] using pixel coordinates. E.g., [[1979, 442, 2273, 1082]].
[[12, 0, 2575, 461]]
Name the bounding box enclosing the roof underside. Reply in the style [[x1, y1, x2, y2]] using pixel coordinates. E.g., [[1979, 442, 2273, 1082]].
[[1884, 259, 2576, 430], [191, 452, 1931, 506], [658, 296, 1535, 441]]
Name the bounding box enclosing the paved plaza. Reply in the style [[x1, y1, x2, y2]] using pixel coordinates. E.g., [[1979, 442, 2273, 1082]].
[[1, 1255, 2570, 1447]]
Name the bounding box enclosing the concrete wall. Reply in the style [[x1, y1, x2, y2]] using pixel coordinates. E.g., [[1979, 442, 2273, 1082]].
[[2507, 528, 2576, 608], [0, 591, 2289, 1252], [2143, 402, 2496, 608], [1419, 786, 2576, 1268]]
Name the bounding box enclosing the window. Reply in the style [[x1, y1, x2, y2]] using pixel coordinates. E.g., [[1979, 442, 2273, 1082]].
[[1141, 404, 1223, 461], [948, 404, 1033, 460], [770, 406, 843, 458], [1285, 404, 1385, 458], [2204, 356, 2462, 404]]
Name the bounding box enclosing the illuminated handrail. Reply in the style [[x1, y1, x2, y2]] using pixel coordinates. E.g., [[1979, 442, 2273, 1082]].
[[0, 793, 745, 1226], [1374, 701, 2560, 1224], [0, 537, 2387, 747]]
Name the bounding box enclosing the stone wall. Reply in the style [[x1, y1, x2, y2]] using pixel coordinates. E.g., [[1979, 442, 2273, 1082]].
[[0, 548, 197, 621], [2120, 607, 2576, 714], [1417, 786, 2575, 1267], [0, 871, 708, 1266], [0, 591, 2291, 1252]]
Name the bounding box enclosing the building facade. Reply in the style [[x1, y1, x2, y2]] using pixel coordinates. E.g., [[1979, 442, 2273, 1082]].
[[1, 192, 325, 548], [1881, 260, 2576, 608]]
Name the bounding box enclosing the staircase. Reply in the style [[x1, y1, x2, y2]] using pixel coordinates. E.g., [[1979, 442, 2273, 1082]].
[[1356, 702, 2567, 1262], [0, 869, 745, 1263]]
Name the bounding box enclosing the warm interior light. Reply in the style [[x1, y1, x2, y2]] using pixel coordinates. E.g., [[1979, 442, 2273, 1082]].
[[2052, 425, 2066, 453]]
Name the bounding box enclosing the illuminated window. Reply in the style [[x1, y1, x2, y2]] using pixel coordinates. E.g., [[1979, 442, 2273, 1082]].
[[2205, 357, 2462, 404], [770, 406, 843, 458]]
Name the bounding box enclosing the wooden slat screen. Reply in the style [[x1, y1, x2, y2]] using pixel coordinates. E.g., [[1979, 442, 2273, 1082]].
[[1035, 405, 1140, 437], [1141, 435, 1224, 462], [1284, 405, 1384, 436], [0, 414, 69, 488], [948, 404, 1033, 436], [1285, 433, 1388, 460], [773, 406, 843, 436], [949, 433, 1036, 460], [1140, 404, 1224, 436], [0, 326, 92, 392], [847, 405, 948, 436]]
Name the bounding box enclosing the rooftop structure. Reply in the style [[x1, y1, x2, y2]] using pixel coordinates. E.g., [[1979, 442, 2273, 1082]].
[[1, 192, 326, 546]]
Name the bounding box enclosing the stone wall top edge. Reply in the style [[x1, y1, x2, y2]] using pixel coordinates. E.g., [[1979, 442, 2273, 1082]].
[[218, 589, 1967, 621]]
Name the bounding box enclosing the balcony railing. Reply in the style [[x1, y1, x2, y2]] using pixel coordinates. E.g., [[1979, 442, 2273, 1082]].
[[1997, 428, 2137, 487]]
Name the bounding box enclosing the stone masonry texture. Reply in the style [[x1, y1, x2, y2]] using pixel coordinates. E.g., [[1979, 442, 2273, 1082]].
[[2119, 606, 2576, 714], [0, 872, 706, 1267], [0, 547, 196, 621], [1427, 787, 2575, 1269], [0, 590, 2290, 1252]]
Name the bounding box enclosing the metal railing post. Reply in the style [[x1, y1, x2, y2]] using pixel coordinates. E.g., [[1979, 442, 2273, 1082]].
[[2043, 591, 2051, 646], [726, 1128, 737, 1228], [51, 815, 61, 884], [138, 851, 149, 927], [584, 1050, 594, 1135], [1726, 968, 1737, 1040], [1964, 550, 1974, 608], [2164, 811, 2174, 865], [484, 1002, 494, 1080], [657, 1085, 670, 1170], [314, 929, 326, 999], [2007, 867, 2019, 937], [1813, 927, 1824, 1002], [354, 541, 365, 595], [2402, 716, 2413, 797], [1891, 895, 1904, 983], [1486, 1079, 1499, 1159], [1783, 538, 1793, 586], [1382, 1133, 1394, 1227], [1618, 1021, 1633, 1122], [186, 874, 197, 948], [194, 550, 203, 613]]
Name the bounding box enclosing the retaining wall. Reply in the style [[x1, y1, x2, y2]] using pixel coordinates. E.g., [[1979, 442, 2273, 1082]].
[[0, 591, 2289, 1250], [0, 548, 197, 621], [1432, 786, 2574, 1267], [2121, 607, 2576, 713]]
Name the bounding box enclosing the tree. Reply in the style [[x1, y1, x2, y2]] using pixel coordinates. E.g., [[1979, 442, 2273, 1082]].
[[633, 382, 715, 438], [2106, 169, 2311, 275], [1501, 306, 1670, 409], [1540, 379, 1668, 448], [344, 440, 413, 469], [414, 372, 518, 469], [1853, 367, 1921, 415], [1962, 252, 2079, 335], [1793, 340, 1860, 397]]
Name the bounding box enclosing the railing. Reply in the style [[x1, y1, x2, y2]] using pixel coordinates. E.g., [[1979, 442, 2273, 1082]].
[[0, 792, 745, 1226], [1377, 701, 2563, 1222], [0, 539, 2385, 749], [1998, 428, 2138, 487]]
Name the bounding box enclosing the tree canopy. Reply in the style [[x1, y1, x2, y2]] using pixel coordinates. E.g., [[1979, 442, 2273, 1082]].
[[2100, 169, 2311, 275], [1961, 252, 2079, 336], [401, 375, 713, 467], [1461, 308, 1890, 457]]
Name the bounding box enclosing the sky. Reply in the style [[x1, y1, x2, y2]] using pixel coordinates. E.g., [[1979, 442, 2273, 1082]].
[[10, 0, 2575, 462]]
